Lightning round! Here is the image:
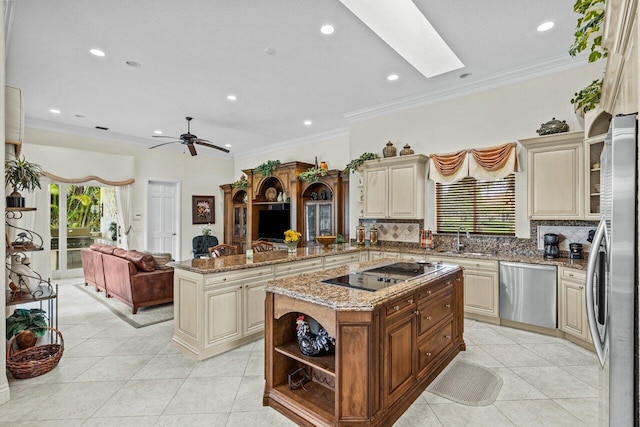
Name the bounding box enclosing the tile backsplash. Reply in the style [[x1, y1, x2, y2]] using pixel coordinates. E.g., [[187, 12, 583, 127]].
[[537, 225, 596, 252], [360, 220, 421, 243]]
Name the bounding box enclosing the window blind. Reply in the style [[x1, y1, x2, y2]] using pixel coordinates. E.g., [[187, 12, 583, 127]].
[[436, 174, 515, 235]]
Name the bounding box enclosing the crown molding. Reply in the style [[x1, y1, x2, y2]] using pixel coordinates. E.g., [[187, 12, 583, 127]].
[[344, 55, 591, 123], [233, 127, 349, 160]]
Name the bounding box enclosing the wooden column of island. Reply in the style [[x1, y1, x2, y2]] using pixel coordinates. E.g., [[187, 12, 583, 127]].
[[263, 260, 465, 427]]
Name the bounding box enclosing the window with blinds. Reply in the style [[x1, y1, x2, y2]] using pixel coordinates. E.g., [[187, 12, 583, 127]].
[[436, 174, 515, 235]]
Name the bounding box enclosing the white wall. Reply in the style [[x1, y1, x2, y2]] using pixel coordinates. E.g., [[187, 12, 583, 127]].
[[23, 128, 234, 260], [348, 62, 605, 237]]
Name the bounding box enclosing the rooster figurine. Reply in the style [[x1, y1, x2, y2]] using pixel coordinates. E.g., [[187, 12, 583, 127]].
[[296, 315, 335, 357]]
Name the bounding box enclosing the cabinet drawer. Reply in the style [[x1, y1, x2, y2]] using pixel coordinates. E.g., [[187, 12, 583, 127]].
[[274, 258, 324, 276], [400, 252, 426, 262], [560, 267, 586, 282], [418, 319, 453, 372], [418, 289, 453, 336], [428, 255, 497, 272], [324, 252, 360, 268], [384, 293, 416, 318], [417, 278, 452, 302], [206, 266, 273, 286]]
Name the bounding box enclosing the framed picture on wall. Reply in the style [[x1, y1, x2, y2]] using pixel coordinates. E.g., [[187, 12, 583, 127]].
[[192, 195, 215, 224]]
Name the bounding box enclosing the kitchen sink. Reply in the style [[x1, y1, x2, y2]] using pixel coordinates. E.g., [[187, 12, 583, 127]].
[[438, 251, 491, 257]]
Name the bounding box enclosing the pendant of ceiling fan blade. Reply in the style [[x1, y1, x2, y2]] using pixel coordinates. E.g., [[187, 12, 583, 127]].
[[194, 139, 230, 153], [149, 140, 181, 149], [187, 143, 197, 156], [152, 135, 180, 139]]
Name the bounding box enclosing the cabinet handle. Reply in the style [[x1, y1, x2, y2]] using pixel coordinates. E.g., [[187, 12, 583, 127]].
[[475, 264, 480, 267], [223, 278, 226, 281], [425, 352, 432, 357], [446, 281, 451, 285], [579, 286, 584, 290], [456, 277, 461, 282], [426, 290, 432, 296], [445, 335, 451, 339], [569, 273, 574, 277], [424, 316, 431, 320], [414, 310, 420, 316], [408, 298, 413, 304], [445, 304, 451, 308], [394, 305, 400, 311]]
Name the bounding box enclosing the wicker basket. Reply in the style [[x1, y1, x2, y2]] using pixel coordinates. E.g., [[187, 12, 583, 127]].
[[6, 327, 64, 379]]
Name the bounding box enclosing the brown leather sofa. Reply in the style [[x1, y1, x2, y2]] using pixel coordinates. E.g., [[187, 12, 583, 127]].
[[81, 244, 174, 314]]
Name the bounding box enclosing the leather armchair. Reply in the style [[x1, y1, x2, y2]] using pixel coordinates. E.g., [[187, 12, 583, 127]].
[[193, 235, 219, 258]]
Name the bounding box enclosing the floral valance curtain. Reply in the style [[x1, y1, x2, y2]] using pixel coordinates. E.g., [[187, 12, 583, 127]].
[[428, 142, 518, 183]]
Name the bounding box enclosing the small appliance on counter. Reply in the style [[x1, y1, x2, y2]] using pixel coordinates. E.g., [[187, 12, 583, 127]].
[[569, 243, 583, 259], [543, 233, 560, 259]]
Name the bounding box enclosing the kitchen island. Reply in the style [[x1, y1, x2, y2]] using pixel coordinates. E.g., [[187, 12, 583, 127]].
[[263, 259, 465, 427], [170, 245, 365, 360]]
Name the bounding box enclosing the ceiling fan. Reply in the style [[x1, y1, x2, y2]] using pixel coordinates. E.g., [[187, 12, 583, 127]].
[[149, 117, 230, 156]]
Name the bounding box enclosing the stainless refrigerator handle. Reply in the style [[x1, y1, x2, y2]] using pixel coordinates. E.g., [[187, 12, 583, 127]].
[[585, 219, 607, 367]]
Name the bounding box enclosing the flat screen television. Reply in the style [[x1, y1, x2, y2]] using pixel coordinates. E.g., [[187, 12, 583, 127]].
[[258, 209, 290, 241]]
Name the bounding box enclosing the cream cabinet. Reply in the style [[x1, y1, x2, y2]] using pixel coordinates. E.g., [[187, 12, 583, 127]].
[[558, 267, 590, 342], [427, 255, 499, 319], [361, 154, 428, 219], [520, 131, 584, 219], [205, 284, 242, 346], [243, 279, 269, 335]]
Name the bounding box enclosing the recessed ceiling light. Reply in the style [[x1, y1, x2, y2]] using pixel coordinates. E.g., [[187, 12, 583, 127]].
[[264, 47, 276, 55], [89, 48, 106, 57], [154, 130, 163, 135], [304, 120, 312, 126], [49, 108, 61, 114], [537, 21, 555, 32], [459, 73, 472, 79], [126, 60, 141, 67], [225, 144, 232, 148], [338, 0, 463, 78], [226, 94, 237, 101], [320, 24, 335, 35], [387, 74, 399, 81]]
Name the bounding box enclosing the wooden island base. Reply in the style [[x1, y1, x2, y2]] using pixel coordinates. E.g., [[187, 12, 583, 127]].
[[263, 266, 465, 427]]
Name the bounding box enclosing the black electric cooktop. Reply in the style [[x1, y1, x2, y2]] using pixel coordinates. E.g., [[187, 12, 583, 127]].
[[322, 261, 445, 292]]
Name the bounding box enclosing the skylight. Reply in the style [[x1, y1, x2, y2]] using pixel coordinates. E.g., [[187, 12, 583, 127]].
[[338, 0, 464, 78]]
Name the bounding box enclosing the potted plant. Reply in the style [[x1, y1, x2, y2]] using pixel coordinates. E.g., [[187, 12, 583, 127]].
[[298, 166, 328, 183], [6, 308, 47, 350], [343, 152, 380, 175], [231, 178, 248, 190], [4, 156, 43, 208]]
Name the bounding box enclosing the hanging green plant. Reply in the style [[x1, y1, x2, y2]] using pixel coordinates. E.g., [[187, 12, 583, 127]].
[[254, 160, 281, 177], [343, 152, 380, 175], [569, 0, 606, 63], [298, 166, 328, 183], [571, 78, 603, 114], [569, 0, 606, 115]]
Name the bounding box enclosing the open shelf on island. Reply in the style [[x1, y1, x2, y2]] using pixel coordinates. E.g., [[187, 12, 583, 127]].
[[275, 342, 336, 377], [272, 383, 335, 425]]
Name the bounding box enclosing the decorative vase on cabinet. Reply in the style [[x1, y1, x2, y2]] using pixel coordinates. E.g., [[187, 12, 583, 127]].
[[382, 141, 397, 158]]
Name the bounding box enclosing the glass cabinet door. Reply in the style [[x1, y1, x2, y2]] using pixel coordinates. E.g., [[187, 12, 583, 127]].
[[319, 203, 332, 235], [305, 204, 317, 241]]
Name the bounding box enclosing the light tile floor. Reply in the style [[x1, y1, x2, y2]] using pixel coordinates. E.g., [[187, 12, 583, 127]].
[[1, 279, 601, 426]]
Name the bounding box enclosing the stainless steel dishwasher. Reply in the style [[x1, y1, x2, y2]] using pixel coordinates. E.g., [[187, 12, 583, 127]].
[[499, 262, 557, 329]]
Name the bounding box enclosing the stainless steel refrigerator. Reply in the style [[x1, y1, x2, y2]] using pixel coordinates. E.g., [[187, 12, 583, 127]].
[[586, 113, 638, 426]]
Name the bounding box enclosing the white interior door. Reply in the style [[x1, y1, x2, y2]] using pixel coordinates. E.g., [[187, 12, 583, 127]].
[[147, 181, 179, 258]]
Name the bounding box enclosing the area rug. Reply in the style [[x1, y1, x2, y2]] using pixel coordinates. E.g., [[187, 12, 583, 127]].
[[426, 360, 503, 406], [74, 284, 173, 328]]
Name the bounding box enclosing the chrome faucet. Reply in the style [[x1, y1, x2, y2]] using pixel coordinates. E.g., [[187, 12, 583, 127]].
[[456, 226, 470, 252]]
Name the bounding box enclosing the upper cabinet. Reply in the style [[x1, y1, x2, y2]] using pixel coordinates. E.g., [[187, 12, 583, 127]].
[[361, 154, 428, 219], [584, 134, 606, 220], [520, 131, 584, 220]]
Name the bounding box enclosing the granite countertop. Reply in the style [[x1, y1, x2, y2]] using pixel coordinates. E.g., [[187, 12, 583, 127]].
[[266, 258, 462, 311], [169, 244, 362, 274], [169, 243, 589, 274]]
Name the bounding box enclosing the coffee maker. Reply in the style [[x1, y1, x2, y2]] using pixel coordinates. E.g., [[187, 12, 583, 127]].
[[543, 233, 560, 259]]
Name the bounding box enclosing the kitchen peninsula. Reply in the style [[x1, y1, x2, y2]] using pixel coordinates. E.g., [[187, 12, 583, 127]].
[[263, 260, 465, 427], [170, 245, 365, 360]]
